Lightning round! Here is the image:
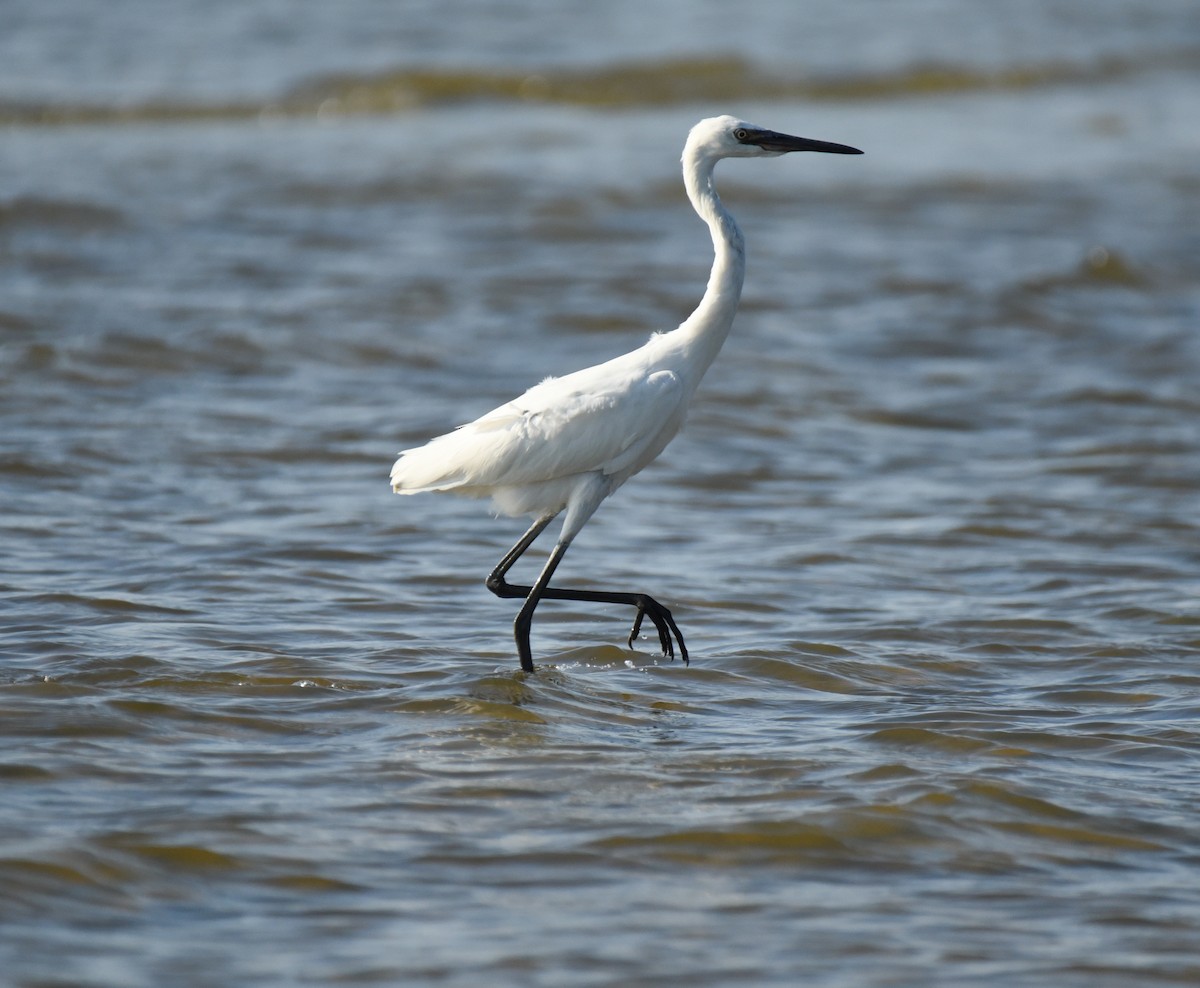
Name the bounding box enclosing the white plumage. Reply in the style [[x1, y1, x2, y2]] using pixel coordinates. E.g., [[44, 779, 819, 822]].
[[391, 115, 862, 671], [392, 339, 684, 518]]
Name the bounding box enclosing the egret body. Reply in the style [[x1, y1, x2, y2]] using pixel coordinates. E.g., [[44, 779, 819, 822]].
[[391, 116, 862, 671]]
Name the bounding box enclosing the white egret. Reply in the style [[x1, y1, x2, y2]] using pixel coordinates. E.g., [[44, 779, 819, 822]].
[[391, 115, 862, 672]]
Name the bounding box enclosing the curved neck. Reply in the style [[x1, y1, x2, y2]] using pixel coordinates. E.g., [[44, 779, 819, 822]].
[[673, 150, 746, 387]]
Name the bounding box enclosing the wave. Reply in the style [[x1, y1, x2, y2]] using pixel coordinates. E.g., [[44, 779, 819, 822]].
[[3, 49, 1197, 127]]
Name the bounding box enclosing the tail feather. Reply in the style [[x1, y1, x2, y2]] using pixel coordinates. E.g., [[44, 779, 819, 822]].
[[391, 398, 535, 495], [390, 439, 469, 494], [389, 416, 513, 494]]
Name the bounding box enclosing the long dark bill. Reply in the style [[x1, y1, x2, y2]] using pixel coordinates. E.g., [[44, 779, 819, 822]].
[[738, 127, 863, 155]]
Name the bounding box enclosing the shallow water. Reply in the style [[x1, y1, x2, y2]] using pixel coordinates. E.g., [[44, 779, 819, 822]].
[[3, 1, 1200, 985]]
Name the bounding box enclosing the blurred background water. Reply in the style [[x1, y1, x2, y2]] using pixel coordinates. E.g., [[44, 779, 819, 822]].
[[2, 1, 1200, 985]]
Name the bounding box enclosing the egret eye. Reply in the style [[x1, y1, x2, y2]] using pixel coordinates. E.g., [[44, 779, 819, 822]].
[[734, 128, 749, 141]]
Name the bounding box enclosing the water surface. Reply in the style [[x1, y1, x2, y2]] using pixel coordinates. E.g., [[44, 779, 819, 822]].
[[3, 1, 1200, 985]]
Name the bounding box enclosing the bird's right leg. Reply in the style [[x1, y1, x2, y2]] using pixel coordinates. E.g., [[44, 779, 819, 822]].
[[510, 540, 573, 673], [485, 514, 687, 669], [486, 513, 559, 672]]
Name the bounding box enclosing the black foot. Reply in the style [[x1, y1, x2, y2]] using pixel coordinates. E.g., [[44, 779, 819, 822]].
[[628, 596, 688, 664]]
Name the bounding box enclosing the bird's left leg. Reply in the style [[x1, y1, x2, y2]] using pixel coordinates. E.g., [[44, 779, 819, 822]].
[[485, 513, 687, 669], [486, 513, 557, 600], [627, 599, 688, 662], [524, 581, 687, 664]]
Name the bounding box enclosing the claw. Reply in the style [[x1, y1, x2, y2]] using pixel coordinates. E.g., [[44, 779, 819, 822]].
[[652, 608, 674, 657], [628, 604, 647, 649], [627, 596, 688, 664]]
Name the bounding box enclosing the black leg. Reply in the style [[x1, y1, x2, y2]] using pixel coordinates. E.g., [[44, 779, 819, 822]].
[[485, 516, 688, 671], [486, 514, 557, 600], [512, 541, 570, 673]]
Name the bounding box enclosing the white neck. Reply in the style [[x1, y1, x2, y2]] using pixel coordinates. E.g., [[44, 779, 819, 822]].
[[670, 148, 746, 389]]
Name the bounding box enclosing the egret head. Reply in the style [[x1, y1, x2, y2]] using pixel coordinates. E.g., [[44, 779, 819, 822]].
[[686, 115, 863, 162]]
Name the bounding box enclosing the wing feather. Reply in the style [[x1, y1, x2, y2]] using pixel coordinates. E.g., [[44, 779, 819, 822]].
[[391, 351, 684, 494]]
